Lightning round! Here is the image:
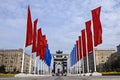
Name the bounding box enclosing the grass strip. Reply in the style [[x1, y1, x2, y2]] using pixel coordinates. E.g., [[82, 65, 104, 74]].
[[0, 73, 15, 77]]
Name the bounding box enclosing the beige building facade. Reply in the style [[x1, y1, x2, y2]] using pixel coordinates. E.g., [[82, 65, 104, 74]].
[[95, 49, 115, 72], [0, 49, 34, 73], [88, 49, 115, 72]]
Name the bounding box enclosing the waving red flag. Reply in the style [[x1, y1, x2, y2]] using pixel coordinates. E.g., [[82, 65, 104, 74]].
[[81, 29, 87, 57], [92, 6, 102, 47], [40, 35, 47, 60], [85, 20, 93, 54], [32, 19, 38, 53], [76, 40, 79, 61], [36, 28, 43, 56], [25, 5, 33, 47], [78, 36, 82, 60]]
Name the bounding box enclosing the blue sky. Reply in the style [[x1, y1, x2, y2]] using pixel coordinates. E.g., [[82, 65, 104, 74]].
[[0, 0, 120, 54]]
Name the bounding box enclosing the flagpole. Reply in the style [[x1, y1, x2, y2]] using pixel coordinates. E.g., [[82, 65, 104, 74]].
[[37, 57, 40, 75], [48, 67, 50, 75], [75, 64, 77, 74], [43, 62, 45, 75], [75, 45, 77, 74], [21, 5, 30, 74], [49, 67, 51, 75], [41, 60, 43, 75], [91, 20, 97, 72], [42, 61, 44, 75], [76, 62, 78, 74], [40, 59, 42, 75], [85, 29, 90, 73], [43, 61, 45, 75], [49, 67, 52, 75], [29, 53, 32, 74], [73, 65, 74, 74], [34, 55, 37, 74], [76, 42, 79, 75], [74, 64, 76, 74], [19, 27, 26, 75], [79, 58, 82, 75], [78, 39, 81, 75], [45, 63, 47, 75], [91, 20, 102, 76], [77, 61, 79, 74], [81, 35, 85, 75], [20, 19, 27, 73], [75, 45, 78, 74], [21, 48, 25, 73], [39, 60, 41, 75], [46, 64, 47, 75], [48, 66, 50, 75], [39, 59, 41, 75], [78, 55, 80, 75], [41, 60, 42, 75], [75, 65, 76, 74], [77, 62, 79, 74], [20, 22, 27, 73]]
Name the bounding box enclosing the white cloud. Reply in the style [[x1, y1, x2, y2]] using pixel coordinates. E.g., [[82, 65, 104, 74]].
[[0, 0, 120, 53], [95, 0, 120, 50]]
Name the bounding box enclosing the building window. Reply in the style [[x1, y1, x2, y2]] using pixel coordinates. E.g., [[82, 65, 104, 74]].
[[10, 61, 13, 63], [11, 57, 14, 59], [101, 60, 104, 62]]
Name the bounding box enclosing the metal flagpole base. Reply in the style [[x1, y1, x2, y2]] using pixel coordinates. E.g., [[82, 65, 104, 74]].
[[85, 73, 91, 76], [27, 74, 33, 76], [77, 74, 81, 76], [81, 73, 85, 76], [91, 72, 102, 76], [15, 73, 27, 77], [67, 74, 78, 76]]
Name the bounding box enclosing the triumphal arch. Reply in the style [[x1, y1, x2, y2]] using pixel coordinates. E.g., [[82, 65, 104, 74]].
[[52, 50, 69, 76]]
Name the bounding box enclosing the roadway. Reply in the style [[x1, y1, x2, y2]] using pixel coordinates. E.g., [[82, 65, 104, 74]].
[[0, 76, 120, 80]]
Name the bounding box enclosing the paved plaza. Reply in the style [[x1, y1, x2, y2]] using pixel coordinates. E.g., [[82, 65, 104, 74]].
[[0, 76, 120, 80]]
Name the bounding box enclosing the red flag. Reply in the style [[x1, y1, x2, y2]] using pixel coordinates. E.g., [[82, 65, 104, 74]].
[[81, 29, 87, 57], [85, 20, 93, 54], [40, 35, 47, 60], [36, 28, 43, 56], [78, 36, 82, 60], [92, 6, 102, 47], [25, 5, 33, 47], [76, 40, 79, 61], [32, 19, 38, 53]]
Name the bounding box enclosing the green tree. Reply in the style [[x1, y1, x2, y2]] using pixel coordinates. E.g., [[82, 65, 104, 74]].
[[111, 56, 120, 72], [0, 65, 5, 73]]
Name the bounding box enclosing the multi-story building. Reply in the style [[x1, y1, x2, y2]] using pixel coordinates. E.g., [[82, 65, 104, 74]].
[[88, 49, 115, 72], [0, 49, 34, 73]]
